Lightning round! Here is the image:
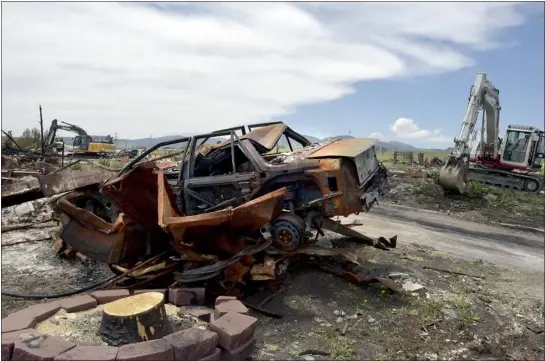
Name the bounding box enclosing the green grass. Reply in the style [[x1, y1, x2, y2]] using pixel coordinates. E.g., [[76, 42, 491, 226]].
[[418, 299, 445, 324], [410, 176, 545, 212], [98, 158, 110, 166], [451, 295, 479, 328]]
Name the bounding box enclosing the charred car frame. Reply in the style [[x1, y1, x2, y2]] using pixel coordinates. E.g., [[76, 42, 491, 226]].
[[54, 122, 389, 274]]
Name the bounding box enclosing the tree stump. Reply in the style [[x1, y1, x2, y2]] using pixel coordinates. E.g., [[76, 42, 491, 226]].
[[98, 292, 173, 346]]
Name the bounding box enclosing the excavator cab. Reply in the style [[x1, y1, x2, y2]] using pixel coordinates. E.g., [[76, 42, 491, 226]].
[[500, 125, 542, 168], [73, 135, 91, 151]]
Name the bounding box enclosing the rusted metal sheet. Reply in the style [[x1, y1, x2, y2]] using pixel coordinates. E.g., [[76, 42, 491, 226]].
[[213, 123, 286, 151], [100, 163, 160, 230], [39, 169, 115, 197], [304, 158, 363, 217], [307, 138, 380, 186], [158, 167, 286, 254], [55, 192, 148, 264], [250, 256, 279, 281], [214, 123, 311, 152], [307, 138, 376, 158], [162, 187, 286, 231]]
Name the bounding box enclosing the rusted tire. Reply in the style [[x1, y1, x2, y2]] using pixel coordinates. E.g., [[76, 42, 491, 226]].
[[271, 213, 305, 253]]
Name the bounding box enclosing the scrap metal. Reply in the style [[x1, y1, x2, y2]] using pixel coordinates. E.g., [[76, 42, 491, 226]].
[[49, 121, 397, 299], [39, 169, 115, 197]]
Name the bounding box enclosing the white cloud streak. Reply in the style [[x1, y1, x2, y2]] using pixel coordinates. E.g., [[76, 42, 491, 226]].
[[1, 2, 534, 138], [391, 118, 452, 143], [368, 132, 386, 141]]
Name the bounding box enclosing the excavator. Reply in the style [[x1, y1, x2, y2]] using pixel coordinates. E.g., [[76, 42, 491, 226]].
[[44, 119, 116, 158], [438, 72, 545, 194]]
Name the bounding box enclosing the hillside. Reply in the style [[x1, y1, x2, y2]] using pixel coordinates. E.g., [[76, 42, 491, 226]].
[[56, 134, 437, 151]]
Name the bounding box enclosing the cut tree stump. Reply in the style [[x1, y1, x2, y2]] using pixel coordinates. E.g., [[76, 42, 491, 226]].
[[98, 292, 173, 346]]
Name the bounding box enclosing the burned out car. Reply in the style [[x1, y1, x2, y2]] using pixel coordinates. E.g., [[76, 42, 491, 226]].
[[54, 122, 389, 275]]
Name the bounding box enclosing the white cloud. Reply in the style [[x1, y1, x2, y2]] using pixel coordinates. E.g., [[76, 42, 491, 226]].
[[1, 2, 535, 138], [368, 132, 386, 141], [390, 118, 452, 143]]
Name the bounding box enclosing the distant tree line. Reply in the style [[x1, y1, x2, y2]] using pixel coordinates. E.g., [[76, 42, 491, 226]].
[[1, 127, 61, 150]]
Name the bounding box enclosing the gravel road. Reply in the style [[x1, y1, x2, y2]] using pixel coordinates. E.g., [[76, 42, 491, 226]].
[[347, 202, 544, 275]]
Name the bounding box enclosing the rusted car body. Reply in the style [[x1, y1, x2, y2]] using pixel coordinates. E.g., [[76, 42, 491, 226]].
[[54, 122, 388, 267]]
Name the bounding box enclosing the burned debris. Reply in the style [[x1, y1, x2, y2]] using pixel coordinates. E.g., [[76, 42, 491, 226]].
[[41, 122, 395, 303]]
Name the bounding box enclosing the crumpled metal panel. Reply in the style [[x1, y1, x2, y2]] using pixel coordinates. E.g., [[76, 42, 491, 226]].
[[39, 169, 115, 197], [303, 158, 364, 217], [160, 185, 286, 232], [213, 123, 311, 152], [55, 193, 148, 264], [307, 138, 377, 158], [213, 123, 287, 152], [307, 138, 380, 186], [100, 163, 161, 230], [156, 169, 286, 255]]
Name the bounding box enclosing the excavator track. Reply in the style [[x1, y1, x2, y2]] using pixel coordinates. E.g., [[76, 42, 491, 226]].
[[468, 165, 543, 193]]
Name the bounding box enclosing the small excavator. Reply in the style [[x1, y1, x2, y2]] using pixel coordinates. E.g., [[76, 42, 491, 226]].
[[44, 119, 116, 158], [438, 72, 544, 194]]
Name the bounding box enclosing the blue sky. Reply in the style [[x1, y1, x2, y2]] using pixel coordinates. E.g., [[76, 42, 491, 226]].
[[2, 2, 544, 148], [284, 3, 545, 147]]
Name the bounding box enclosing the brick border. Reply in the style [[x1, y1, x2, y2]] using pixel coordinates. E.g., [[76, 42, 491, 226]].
[[1, 289, 257, 361]]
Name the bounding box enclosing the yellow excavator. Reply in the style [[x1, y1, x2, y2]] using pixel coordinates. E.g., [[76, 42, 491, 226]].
[[44, 119, 116, 158]]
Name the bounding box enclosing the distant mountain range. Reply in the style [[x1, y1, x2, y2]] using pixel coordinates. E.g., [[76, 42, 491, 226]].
[[58, 133, 450, 152]]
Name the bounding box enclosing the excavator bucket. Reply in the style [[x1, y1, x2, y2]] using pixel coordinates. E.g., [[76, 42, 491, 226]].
[[438, 154, 469, 194]]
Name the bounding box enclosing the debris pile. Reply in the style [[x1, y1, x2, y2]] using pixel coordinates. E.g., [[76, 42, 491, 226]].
[[31, 122, 397, 306], [426, 157, 445, 167], [2, 122, 400, 320]]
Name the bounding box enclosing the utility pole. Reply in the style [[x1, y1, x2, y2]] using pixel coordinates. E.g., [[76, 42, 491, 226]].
[[39, 105, 44, 158]]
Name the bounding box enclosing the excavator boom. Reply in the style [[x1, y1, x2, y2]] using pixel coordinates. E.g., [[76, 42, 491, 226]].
[[43, 118, 115, 157], [438, 72, 501, 194]]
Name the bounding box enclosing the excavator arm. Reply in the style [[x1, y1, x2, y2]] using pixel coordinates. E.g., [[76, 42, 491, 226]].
[[438, 72, 501, 193], [44, 119, 89, 151], [452, 73, 501, 157]]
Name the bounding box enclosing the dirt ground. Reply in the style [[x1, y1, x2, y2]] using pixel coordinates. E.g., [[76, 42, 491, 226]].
[[1, 167, 544, 361], [248, 239, 544, 360], [382, 165, 545, 230]]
